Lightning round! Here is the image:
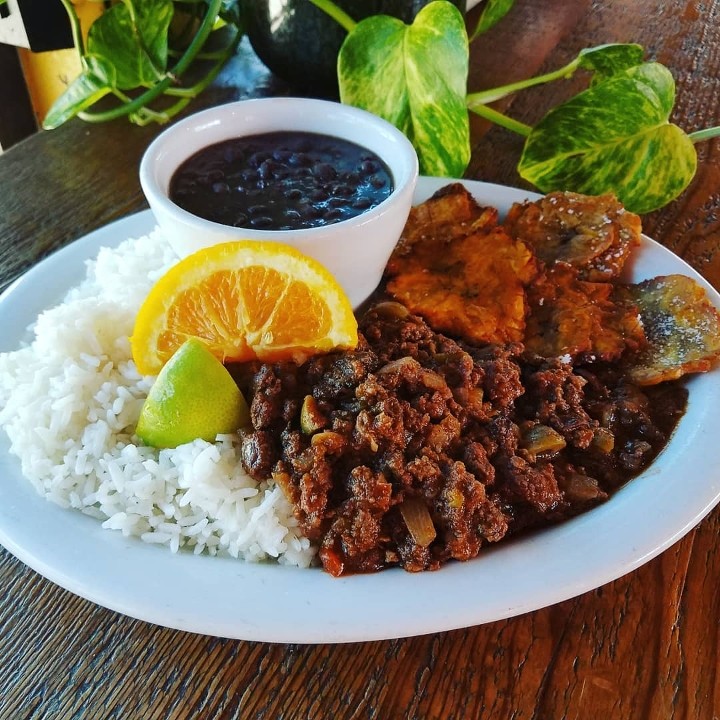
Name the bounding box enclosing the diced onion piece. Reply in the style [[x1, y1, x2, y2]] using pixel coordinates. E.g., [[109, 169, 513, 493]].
[[310, 430, 344, 451], [420, 368, 446, 390], [592, 427, 615, 453], [561, 472, 605, 503], [372, 301, 410, 320], [271, 470, 294, 501], [377, 356, 421, 375], [300, 395, 325, 434], [522, 424, 566, 455], [446, 487, 464, 509], [399, 497, 436, 548]]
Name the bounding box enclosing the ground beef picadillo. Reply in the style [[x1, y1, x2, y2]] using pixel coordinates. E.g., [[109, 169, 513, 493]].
[[236, 302, 687, 576]]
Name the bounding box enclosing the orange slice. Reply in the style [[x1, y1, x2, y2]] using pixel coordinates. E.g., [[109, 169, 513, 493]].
[[131, 240, 358, 376]]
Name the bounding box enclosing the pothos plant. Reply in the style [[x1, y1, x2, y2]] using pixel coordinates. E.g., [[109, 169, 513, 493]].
[[314, 0, 720, 214], [44, 0, 243, 129], [46, 0, 720, 215]]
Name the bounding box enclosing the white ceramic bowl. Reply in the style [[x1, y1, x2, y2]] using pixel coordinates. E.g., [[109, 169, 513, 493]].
[[139, 97, 419, 307]]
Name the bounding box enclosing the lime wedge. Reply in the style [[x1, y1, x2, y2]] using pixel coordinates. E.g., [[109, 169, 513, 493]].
[[136, 338, 250, 448]]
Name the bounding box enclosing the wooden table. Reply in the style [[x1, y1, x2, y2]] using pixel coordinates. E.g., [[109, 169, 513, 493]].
[[2, 2, 719, 717]]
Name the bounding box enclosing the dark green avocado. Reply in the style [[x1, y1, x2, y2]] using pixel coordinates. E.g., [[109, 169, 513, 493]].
[[243, 0, 467, 97]]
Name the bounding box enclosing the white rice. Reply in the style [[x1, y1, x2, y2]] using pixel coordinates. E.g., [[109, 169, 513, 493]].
[[0, 230, 315, 567]]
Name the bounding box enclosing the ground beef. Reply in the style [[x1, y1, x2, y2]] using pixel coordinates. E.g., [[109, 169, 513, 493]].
[[238, 303, 687, 576]]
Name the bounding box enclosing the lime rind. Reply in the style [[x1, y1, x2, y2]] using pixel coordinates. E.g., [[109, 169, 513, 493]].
[[136, 338, 250, 448]]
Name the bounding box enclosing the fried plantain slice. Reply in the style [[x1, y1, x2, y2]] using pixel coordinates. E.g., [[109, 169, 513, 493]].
[[524, 264, 646, 362], [387, 183, 498, 276], [387, 225, 539, 345], [504, 191, 641, 282], [615, 274, 720, 385]]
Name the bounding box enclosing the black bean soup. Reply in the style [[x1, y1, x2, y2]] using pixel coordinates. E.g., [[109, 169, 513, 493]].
[[169, 131, 394, 231]]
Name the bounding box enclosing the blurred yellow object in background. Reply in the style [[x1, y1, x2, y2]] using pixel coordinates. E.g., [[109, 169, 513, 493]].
[[16, 0, 102, 124]]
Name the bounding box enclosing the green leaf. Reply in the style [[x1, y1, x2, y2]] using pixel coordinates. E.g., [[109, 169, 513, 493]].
[[471, 0, 516, 38], [42, 56, 114, 130], [577, 43, 645, 83], [518, 63, 697, 214], [220, 0, 242, 27], [88, 0, 174, 90], [338, 1, 470, 177], [466, 42, 646, 107]]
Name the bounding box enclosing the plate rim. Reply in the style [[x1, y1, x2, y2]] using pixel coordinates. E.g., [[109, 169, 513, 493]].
[[1, 176, 720, 643]]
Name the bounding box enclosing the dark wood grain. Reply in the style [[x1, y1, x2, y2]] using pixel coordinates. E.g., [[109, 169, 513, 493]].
[[2, 3, 720, 719]]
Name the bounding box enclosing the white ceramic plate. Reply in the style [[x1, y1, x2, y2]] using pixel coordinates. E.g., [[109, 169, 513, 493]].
[[1, 177, 720, 644]]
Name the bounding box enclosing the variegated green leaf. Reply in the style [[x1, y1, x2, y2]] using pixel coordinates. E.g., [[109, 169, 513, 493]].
[[88, 0, 174, 90], [338, 1, 470, 177], [577, 43, 645, 84], [471, 0, 516, 38], [42, 56, 114, 130], [518, 63, 697, 214]]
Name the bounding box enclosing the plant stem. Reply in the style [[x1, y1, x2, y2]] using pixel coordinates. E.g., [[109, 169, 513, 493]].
[[131, 98, 193, 126], [468, 102, 532, 137], [78, 0, 236, 124], [308, 0, 357, 33], [688, 126, 720, 143], [170, 0, 224, 76], [466, 57, 580, 106], [164, 47, 235, 98], [59, 0, 85, 57]]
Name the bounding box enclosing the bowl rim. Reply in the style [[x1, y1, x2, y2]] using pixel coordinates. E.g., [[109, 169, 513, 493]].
[[139, 97, 419, 239]]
